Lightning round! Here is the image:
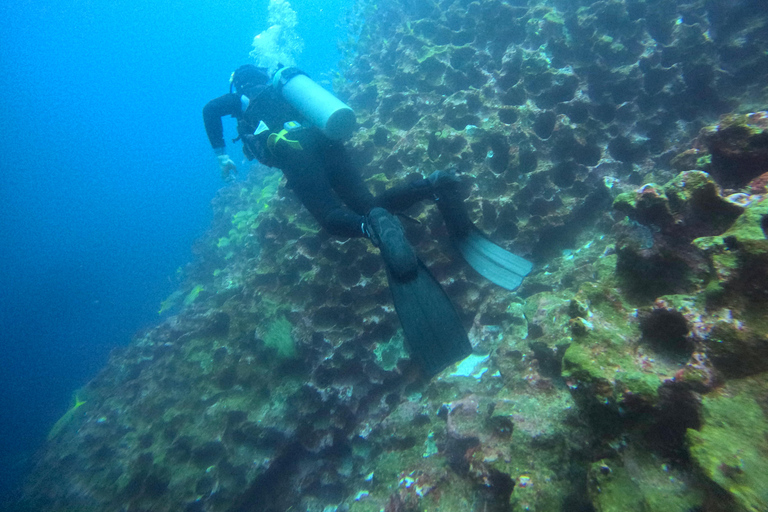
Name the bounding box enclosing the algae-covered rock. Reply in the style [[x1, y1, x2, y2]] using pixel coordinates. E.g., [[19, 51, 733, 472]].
[[588, 450, 704, 512], [662, 171, 744, 237], [261, 315, 297, 359], [693, 199, 768, 300], [613, 184, 674, 230], [698, 111, 768, 188], [687, 375, 768, 512], [561, 281, 670, 408], [612, 171, 742, 301], [612, 171, 743, 237], [705, 321, 768, 377], [347, 372, 586, 512], [639, 295, 696, 360]]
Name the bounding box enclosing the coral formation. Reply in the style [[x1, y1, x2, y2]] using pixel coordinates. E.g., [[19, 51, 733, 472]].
[[20, 0, 768, 511]]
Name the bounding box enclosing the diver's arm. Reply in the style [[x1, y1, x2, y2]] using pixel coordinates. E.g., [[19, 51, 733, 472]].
[[203, 93, 243, 179], [202, 93, 242, 154]]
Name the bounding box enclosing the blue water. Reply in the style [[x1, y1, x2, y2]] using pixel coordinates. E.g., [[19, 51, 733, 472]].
[[0, 0, 348, 502]]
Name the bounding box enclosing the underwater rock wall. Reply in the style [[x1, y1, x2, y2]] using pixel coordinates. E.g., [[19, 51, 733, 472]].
[[339, 0, 768, 261], [21, 0, 768, 511]]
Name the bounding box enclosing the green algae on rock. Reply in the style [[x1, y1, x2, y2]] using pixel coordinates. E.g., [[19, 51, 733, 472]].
[[693, 199, 768, 304], [698, 112, 768, 188], [589, 449, 704, 512], [612, 171, 745, 302], [687, 375, 768, 512], [613, 171, 743, 237]]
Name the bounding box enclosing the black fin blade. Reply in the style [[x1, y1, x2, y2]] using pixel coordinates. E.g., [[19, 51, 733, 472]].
[[387, 260, 472, 376]]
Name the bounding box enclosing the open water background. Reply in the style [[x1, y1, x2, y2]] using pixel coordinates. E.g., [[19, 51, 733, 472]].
[[0, 0, 349, 503]]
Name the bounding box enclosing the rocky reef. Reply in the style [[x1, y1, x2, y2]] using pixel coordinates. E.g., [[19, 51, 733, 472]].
[[20, 0, 768, 511]]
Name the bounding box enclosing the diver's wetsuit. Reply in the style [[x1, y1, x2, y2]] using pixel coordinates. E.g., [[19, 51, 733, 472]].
[[203, 89, 436, 238]]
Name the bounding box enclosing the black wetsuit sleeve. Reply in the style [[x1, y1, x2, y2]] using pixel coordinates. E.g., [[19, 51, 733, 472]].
[[202, 93, 242, 150]]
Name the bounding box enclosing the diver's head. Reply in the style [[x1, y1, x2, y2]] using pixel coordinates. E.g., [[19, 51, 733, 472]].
[[230, 64, 270, 95]]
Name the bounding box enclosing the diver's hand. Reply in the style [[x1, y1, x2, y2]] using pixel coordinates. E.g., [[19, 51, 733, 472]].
[[217, 154, 237, 180]]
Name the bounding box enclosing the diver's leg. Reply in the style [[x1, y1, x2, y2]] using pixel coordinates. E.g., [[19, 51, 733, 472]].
[[321, 145, 424, 275], [371, 170, 474, 235], [324, 141, 376, 215], [373, 170, 464, 213], [282, 159, 366, 239], [364, 207, 417, 279], [374, 178, 435, 212], [428, 171, 474, 237], [323, 138, 460, 215]]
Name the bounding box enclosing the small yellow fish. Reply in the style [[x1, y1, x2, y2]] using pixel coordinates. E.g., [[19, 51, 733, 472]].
[[47, 395, 87, 441]]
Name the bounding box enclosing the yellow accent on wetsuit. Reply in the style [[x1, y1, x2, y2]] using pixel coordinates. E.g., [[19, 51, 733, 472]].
[[267, 129, 303, 154]]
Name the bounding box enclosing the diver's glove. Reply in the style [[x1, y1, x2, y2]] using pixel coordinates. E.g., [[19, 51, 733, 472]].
[[217, 154, 237, 181], [364, 208, 418, 280]]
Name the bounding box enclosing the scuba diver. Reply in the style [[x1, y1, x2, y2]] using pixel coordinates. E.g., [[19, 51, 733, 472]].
[[203, 64, 533, 376]]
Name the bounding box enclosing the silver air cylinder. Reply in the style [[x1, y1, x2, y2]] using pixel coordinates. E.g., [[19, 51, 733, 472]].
[[273, 69, 356, 140]]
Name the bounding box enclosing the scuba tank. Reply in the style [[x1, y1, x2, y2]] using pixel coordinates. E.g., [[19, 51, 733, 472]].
[[271, 67, 356, 140]]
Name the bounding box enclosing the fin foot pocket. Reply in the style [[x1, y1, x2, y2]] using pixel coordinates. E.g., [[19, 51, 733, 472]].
[[365, 207, 418, 279]]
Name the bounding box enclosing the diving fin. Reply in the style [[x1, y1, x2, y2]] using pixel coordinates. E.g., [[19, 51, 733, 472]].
[[366, 207, 471, 376], [429, 171, 532, 291], [452, 227, 533, 291], [386, 259, 472, 376]]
